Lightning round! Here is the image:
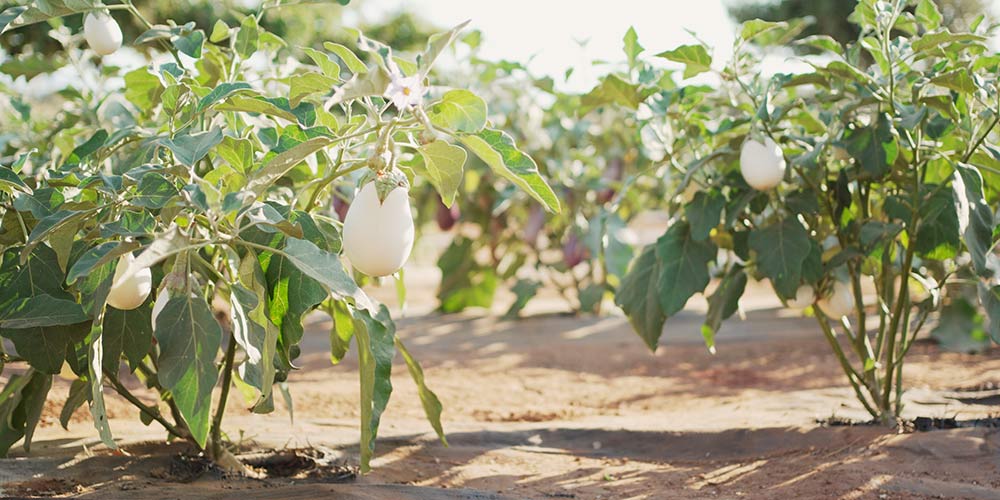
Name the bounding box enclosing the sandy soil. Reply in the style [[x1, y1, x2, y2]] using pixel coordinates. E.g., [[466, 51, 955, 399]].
[[2, 277, 1000, 499]]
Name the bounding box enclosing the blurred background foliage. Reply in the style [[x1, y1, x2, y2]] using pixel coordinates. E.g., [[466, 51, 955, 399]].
[[728, 0, 990, 45]]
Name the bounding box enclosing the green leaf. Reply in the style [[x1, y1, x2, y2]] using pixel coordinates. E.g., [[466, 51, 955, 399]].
[[685, 190, 725, 241], [952, 164, 994, 276], [504, 279, 541, 319], [459, 129, 560, 213], [655, 44, 712, 79], [614, 245, 666, 351], [123, 67, 163, 113], [0, 167, 30, 195], [154, 293, 223, 448], [233, 254, 278, 412], [929, 69, 977, 94], [173, 30, 205, 58], [701, 265, 747, 353], [435, 237, 497, 313], [160, 128, 223, 168], [395, 337, 446, 445], [197, 82, 252, 112], [418, 20, 469, 77], [911, 31, 985, 54], [623, 26, 644, 70], [915, 0, 942, 30], [234, 15, 259, 59], [327, 67, 392, 107], [133, 172, 179, 209], [288, 72, 337, 107], [1, 1, 98, 34], [0, 295, 88, 329], [0, 369, 51, 456], [350, 304, 395, 473], [416, 141, 466, 208], [302, 47, 341, 80], [322, 42, 367, 74], [740, 18, 810, 46], [749, 218, 811, 299], [102, 301, 152, 373], [580, 74, 648, 113], [248, 136, 334, 195], [655, 222, 716, 316], [281, 237, 376, 312], [329, 300, 354, 365], [86, 309, 116, 450], [844, 113, 897, 179], [428, 90, 487, 133], [59, 378, 89, 430], [915, 187, 960, 260], [209, 19, 229, 43], [930, 298, 990, 353], [0, 6, 28, 34]]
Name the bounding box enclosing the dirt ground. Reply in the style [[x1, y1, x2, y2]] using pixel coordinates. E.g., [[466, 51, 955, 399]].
[[2, 271, 1000, 499]]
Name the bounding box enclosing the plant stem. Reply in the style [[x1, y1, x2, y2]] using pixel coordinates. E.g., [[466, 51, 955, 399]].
[[815, 314, 880, 419], [104, 370, 191, 442], [210, 333, 238, 459], [137, 361, 191, 435]]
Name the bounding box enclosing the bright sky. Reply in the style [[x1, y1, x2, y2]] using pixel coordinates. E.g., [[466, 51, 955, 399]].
[[352, 0, 1000, 91], [353, 0, 736, 91]]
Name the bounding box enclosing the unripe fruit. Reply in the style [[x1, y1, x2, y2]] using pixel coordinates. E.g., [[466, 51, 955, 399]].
[[562, 233, 589, 269], [435, 198, 460, 231], [106, 253, 152, 310], [817, 281, 854, 319], [342, 182, 415, 277], [785, 285, 815, 309], [151, 289, 170, 331], [83, 12, 123, 56], [739, 137, 786, 190], [523, 206, 545, 246]]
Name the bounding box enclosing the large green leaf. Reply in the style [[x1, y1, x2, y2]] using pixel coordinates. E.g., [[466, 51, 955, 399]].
[[655, 44, 712, 78], [418, 20, 469, 77], [281, 237, 375, 312], [395, 337, 445, 445], [614, 245, 666, 350], [427, 90, 487, 133], [0, 369, 51, 457], [350, 304, 396, 473], [416, 141, 467, 207], [655, 222, 716, 316], [459, 129, 560, 213], [248, 136, 335, 195], [701, 265, 747, 352], [580, 74, 648, 114], [154, 293, 223, 448], [436, 237, 496, 313], [0, 246, 89, 374], [685, 190, 725, 241], [197, 82, 253, 112], [159, 128, 224, 168], [915, 187, 960, 260], [102, 300, 153, 373], [749, 218, 811, 299], [844, 113, 897, 179], [952, 164, 994, 277], [232, 254, 278, 413], [0, 295, 88, 329], [288, 72, 338, 107]]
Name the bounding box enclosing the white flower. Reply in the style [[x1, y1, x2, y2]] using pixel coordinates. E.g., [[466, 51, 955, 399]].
[[385, 74, 426, 110]]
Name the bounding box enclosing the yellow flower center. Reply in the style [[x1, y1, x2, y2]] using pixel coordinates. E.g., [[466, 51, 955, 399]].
[[402, 86, 412, 96]]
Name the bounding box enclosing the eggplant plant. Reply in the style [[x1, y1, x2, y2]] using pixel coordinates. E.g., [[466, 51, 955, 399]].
[[0, 0, 557, 472], [615, 0, 1000, 422]]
